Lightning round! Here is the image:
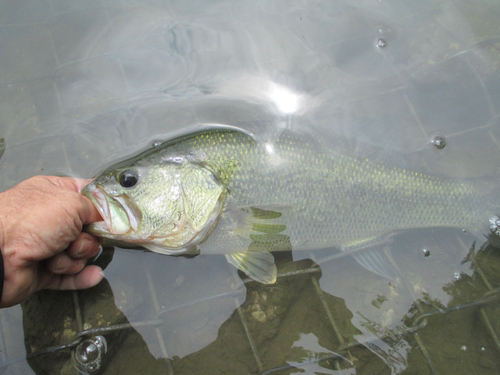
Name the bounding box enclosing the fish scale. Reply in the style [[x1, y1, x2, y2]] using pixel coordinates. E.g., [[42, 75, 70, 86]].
[[188, 129, 497, 253]]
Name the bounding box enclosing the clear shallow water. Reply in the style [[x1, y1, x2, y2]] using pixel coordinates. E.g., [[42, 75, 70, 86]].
[[1, 1, 500, 374]]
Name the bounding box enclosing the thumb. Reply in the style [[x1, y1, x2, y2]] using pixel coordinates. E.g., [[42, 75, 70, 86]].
[[45, 176, 93, 194]]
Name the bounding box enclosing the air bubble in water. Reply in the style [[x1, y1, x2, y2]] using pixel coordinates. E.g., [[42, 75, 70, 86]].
[[431, 136, 446, 149], [422, 249, 430, 257], [378, 27, 392, 34], [376, 39, 387, 48]]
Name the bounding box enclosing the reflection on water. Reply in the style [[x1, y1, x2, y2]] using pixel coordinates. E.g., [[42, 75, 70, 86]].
[[8, 241, 500, 374], [1, 0, 500, 374]]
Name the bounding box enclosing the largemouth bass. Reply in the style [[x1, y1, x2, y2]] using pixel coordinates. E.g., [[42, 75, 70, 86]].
[[82, 127, 500, 283]]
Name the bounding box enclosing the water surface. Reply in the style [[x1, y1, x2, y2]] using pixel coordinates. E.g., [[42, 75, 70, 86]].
[[1, 1, 500, 374]]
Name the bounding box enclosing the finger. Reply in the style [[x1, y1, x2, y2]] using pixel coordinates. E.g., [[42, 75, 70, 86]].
[[80, 195, 104, 224], [45, 265, 104, 290], [66, 178, 104, 224], [45, 176, 94, 193], [43, 176, 103, 224], [45, 252, 87, 274], [72, 177, 95, 193], [67, 232, 102, 259]]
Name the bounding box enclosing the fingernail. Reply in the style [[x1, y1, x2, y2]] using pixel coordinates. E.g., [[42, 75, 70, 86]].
[[77, 239, 91, 256], [55, 256, 71, 272], [99, 270, 105, 278]]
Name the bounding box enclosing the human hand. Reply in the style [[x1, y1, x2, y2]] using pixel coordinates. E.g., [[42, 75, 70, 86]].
[[0, 176, 104, 308]]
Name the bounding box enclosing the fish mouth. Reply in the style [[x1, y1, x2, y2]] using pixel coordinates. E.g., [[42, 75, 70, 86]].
[[82, 184, 134, 235]]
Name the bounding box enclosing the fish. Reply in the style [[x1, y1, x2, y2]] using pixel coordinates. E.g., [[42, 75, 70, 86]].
[[82, 126, 500, 283]]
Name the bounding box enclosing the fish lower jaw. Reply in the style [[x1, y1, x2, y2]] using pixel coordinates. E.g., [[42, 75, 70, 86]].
[[85, 221, 113, 236], [85, 221, 140, 240]]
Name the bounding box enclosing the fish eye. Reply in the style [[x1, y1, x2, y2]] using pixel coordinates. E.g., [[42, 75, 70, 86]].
[[118, 169, 139, 188]]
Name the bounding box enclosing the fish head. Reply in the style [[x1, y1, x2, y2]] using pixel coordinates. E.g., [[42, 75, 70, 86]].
[[83, 157, 226, 253]]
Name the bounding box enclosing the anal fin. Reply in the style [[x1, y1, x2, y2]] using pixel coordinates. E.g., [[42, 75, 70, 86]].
[[352, 248, 398, 280], [341, 234, 399, 280]]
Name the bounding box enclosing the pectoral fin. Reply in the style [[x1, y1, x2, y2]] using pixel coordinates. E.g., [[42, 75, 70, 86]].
[[251, 223, 287, 234], [249, 233, 289, 243], [249, 206, 284, 219], [225, 203, 294, 238], [225, 251, 277, 284]]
